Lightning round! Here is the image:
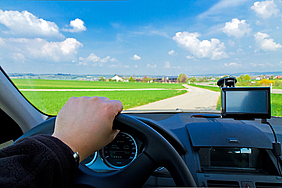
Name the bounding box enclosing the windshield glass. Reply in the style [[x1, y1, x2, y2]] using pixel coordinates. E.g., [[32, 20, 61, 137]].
[[1, 0, 282, 116]]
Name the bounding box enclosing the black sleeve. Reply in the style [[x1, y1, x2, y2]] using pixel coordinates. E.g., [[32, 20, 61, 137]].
[[0, 134, 78, 188]]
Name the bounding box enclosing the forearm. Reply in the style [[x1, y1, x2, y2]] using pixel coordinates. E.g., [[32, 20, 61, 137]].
[[0, 135, 77, 188]]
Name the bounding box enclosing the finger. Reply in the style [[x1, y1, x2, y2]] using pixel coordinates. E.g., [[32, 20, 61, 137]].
[[108, 100, 123, 114], [99, 96, 111, 102], [111, 129, 120, 140]]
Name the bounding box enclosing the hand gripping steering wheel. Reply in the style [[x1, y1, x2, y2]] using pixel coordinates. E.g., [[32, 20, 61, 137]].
[[16, 113, 197, 187]]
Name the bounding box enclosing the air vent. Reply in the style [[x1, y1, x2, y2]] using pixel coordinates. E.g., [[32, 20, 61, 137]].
[[256, 182, 282, 188], [207, 180, 240, 187]]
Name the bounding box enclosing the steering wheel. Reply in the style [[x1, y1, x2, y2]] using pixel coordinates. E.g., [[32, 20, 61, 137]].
[[15, 113, 197, 187]]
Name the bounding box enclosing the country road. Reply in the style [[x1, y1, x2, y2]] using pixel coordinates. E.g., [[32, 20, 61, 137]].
[[129, 84, 220, 111]]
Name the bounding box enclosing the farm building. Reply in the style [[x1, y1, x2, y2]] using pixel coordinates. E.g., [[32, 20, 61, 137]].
[[112, 74, 123, 82]]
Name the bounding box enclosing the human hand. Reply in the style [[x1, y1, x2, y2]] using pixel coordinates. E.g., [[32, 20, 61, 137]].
[[52, 96, 123, 162]]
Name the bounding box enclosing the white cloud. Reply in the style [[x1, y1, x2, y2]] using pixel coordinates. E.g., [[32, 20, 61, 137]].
[[222, 18, 251, 38], [78, 61, 88, 66], [224, 62, 242, 67], [266, 62, 274, 67], [124, 65, 129, 68], [146, 64, 156, 68], [130, 54, 141, 60], [237, 48, 243, 52], [62, 18, 86, 33], [0, 37, 82, 62], [164, 61, 170, 68], [254, 32, 282, 51], [100, 56, 110, 63], [130, 27, 170, 38], [109, 62, 122, 68], [251, 0, 279, 19], [134, 65, 138, 68], [12, 53, 25, 63], [79, 53, 100, 63], [149, 30, 169, 38], [186, 55, 195, 59], [173, 31, 228, 60], [198, 0, 249, 19], [228, 40, 235, 47], [110, 58, 118, 62], [251, 63, 266, 68], [79, 53, 116, 67], [0, 10, 62, 38], [168, 50, 176, 56]]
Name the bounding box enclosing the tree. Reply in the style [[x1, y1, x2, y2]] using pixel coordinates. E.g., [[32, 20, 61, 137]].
[[99, 76, 105, 81], [243, 74, 251, 81], [142, 75, 150, 82], [259, 79, 274, 86], [177, 73, 188, 83], [129, 76, 134, 82], [197, 77, 204, 82], [189, 77, 196, 83]]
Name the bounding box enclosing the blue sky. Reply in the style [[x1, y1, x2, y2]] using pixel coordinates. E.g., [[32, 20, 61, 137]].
[[1, 0, 282, 76]]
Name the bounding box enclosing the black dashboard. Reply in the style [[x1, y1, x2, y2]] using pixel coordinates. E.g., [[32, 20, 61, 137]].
[[81, 112, 282, 187]]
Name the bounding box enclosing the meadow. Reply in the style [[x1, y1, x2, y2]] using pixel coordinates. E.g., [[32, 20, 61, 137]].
[[22, 90, 187, 115], [189, 84, 282, 117], [12, 79, 186, 115]]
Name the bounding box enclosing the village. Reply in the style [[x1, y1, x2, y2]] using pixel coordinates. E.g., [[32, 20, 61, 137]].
[[8, 72, 282, 87], [86, 73, 282, 87]]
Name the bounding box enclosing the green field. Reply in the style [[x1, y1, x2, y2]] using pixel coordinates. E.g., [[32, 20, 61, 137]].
[[189, 84, 282, 117], [14, 79, 282, 117], [271, 94, 282, 117], [22, 90, 187, 115], [12, 79, 184, 89], [188, 84, 220, 92], [12, 79, 187, 115]]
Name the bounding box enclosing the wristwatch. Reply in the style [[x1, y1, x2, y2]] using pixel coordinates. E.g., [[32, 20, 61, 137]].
[[73, 151, 80, 167]]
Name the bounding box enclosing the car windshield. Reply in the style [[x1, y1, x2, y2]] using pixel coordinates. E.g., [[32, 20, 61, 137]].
[[1, 0, 282, 116]]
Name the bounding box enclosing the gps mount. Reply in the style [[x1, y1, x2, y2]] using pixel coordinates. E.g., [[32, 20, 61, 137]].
[[217, 77, 237, 88]]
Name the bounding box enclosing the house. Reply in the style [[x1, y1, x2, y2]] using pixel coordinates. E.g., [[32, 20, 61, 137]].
[[112, 74, 123, 82], [154, 76, 178, 83]]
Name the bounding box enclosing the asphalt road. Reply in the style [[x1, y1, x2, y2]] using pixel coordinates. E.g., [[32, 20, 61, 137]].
[[129, 84, 220, 111]]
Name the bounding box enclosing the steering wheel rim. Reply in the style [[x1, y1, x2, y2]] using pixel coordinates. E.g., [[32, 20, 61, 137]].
[[15, 113, 196, 187]]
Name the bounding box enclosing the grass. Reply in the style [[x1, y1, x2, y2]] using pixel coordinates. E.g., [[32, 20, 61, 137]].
[[188, 84, 221, 92], [12, 79, 184, 89], [21, 90, 187, 115], [188, 84, 282, 117], [271, 94, 282, 117]]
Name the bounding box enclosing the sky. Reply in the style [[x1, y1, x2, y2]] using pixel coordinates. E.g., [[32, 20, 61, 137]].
[[0, 0, 282, 76]]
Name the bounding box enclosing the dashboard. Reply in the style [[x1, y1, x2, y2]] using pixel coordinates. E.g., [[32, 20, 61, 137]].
[[81, 112, 282, 187]]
